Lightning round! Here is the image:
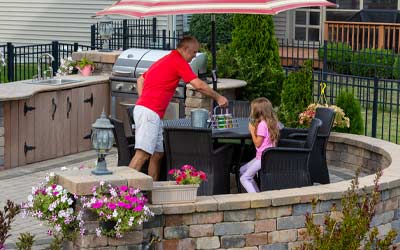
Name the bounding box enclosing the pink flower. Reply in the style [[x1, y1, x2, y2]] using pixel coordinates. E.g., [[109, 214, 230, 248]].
[[91, 200, 104, 209], [107, 202, 117, 210], [168, 169, 176, 175], [119, 185, 128, 192], [117, 201, 127, 207], [181, 164, 194, 171], [199, 171, 207, 181], [134, 205, 143, 212]]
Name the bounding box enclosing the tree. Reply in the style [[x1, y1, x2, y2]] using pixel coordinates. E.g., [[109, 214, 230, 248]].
[[189, 14, 234, 48], [230, 14, 284, 105]]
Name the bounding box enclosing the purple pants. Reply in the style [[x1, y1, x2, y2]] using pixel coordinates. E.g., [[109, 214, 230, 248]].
[[239, 157, 261, 193]]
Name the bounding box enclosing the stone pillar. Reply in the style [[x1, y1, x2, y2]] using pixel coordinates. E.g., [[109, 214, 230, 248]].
[[0, 102, 4, 168], [56, 167, 153, 250], [72, 51, 121, 75]]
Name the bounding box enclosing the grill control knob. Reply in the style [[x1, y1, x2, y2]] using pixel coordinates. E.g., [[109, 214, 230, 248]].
[[116, 83, 123, 90], [130, 84, 136, 91]]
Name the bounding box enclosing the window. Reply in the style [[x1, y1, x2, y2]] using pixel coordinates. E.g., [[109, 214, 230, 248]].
[[363, 0, 397, 9], [294, 8, 321, 41]]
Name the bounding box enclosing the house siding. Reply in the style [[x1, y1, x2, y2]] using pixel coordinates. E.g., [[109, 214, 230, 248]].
[[273, 12, 287, 40], [0, 0, 181, 46]]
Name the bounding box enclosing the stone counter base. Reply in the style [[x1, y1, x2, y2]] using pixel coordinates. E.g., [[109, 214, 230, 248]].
[[65, 132, 400, 249]]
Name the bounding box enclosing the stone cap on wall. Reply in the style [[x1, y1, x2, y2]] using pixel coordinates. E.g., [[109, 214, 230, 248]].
[[56, 166, 153, 195], [72, 50, 122, 64], [187, 78, 247, 91], [148, 132, 400, 215]]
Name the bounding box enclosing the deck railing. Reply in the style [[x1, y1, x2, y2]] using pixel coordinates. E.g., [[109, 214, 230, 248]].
[[324, 21, 400, 53]]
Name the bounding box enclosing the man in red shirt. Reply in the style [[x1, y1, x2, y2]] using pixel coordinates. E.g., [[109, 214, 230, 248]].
[[129, 36, 228, 180]]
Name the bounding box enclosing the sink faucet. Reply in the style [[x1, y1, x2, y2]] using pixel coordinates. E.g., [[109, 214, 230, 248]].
[[0, 51, 5, 67], [37, 53, 54, 81]]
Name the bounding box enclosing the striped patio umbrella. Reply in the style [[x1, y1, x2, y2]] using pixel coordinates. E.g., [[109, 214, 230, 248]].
[[96, 0, 335, 17], [96, 0, 335, 89]]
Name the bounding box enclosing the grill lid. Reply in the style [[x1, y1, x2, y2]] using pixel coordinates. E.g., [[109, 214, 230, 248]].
[[111, 48, 207, 80]]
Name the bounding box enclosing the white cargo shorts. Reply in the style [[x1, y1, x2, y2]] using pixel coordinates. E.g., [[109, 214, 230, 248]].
[[133, 105, 164, 154]]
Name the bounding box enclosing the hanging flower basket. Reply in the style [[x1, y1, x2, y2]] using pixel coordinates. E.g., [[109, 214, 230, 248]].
[[150, 181, 199, 205]]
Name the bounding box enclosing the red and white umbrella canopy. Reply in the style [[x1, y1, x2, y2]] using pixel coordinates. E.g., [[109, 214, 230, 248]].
[[96, 0, 335, 18]]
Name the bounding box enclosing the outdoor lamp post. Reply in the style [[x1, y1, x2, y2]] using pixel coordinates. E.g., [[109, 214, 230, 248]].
[[98, 16, 113, 52], [91, 111, 114, 175]]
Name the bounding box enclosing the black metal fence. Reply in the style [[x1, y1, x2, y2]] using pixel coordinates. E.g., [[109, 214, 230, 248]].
[[91, 18, 184, 51], [0, 41, 91, 83], [284, 68, 400, 144]]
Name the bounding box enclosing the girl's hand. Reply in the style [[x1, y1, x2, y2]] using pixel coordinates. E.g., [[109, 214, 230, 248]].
[[248, 123, 255, 135]]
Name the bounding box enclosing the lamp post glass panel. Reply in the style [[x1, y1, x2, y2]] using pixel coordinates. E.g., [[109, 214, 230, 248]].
[[99, 16, 113, 52], [91, 111, 114, 175]]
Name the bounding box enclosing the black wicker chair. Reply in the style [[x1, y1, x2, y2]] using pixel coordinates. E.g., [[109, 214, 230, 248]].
[[109, 117, 135, 166], [259, 118, 322, 191], [163, 127, 234, 195], [279, 107, 335, 184]]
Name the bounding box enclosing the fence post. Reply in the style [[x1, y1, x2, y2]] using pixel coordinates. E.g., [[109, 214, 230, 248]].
[[123, 20, 128, 50], [91, 24, 96, 50], [322, 40, 328, 82], [371, 77, 379, 138], [162, 30, 167, 50], [152, 18, 157, 43], [73, 42, 79, 52], [6, 42, 14, 82], [51, 41, 59, 76]]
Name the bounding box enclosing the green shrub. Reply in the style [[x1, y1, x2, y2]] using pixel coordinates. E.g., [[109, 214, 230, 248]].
[[279, 60, 313, 127], [298, 169, 397, 250], [230, 14, 284, 105], [392, 55, 400, 79], [334, 90, 364, 135], [203, 44, 240, 79], [318, 42, 352, 74], [16, 232, 35, 250], [350, 48, 394, 78]]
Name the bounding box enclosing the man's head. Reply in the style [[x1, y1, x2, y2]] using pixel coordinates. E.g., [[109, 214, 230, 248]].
[[177, 36, 200, 62]]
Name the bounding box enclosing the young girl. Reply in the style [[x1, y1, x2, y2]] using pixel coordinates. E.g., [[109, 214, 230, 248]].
[[239, 97, 280, 193]]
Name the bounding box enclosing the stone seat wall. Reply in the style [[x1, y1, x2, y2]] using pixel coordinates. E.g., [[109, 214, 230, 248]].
[[67, 133, 400, 250]]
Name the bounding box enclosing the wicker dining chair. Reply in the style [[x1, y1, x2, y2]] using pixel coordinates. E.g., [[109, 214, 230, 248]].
[[259, 118, 322, 191], [109, 117, 135, 166], [163, 127, 234, 196], [279, 107, 335, 184]]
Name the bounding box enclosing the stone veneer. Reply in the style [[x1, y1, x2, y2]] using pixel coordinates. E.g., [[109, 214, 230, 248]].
[[0, 102, 4, 167], [58, 132, 400, 250]]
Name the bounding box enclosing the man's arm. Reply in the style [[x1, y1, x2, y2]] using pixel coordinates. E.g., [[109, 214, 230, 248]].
[[136, 75, 144, 97], [189, 78, 228, 107]]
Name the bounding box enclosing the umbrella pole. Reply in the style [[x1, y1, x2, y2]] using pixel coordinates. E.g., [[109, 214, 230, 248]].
[[211, 14, 217, 91]]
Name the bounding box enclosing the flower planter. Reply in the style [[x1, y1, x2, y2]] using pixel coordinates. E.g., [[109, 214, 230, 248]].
[[150, 181, 199, 205]]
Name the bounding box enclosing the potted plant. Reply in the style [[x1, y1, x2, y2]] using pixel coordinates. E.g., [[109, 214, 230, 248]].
[[56, 56, 77, 77], [151, 165, 207, 205], [82, 181, 153, 238], [76, 57, 95, 76], [21, 173, 84, 246], [299, 103, 350, 129]]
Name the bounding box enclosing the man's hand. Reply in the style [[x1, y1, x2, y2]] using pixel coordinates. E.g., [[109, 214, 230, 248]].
[[217, 95, 228, 107]]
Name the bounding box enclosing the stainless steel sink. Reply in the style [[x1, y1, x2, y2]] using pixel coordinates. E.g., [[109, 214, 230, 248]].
[[28, 78, 81, 85]]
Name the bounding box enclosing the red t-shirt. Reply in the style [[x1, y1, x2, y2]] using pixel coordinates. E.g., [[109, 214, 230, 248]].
[[136, 50, 197, 118]]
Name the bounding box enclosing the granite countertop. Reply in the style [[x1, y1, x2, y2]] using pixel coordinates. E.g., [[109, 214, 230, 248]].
[[187, 78, 247, 90], [0, 74, 110, 101]]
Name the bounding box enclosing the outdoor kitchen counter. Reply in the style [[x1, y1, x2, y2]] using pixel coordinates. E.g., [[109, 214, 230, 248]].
[[186, 78, 247, 91], [0, 74, 109, 101], [0, 74, 110, 169]]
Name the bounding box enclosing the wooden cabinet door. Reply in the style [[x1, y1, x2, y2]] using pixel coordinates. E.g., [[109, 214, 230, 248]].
[[57, 90, 73, 156], [18, 97, 35, 165], [34, 92, 58, 161], [76, 86, 93, 152], [91, 83, 110, 122]]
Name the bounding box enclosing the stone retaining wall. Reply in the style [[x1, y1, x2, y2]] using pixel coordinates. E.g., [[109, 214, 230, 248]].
[[0, 102, 4, 167], [70, 133, 400, 250]]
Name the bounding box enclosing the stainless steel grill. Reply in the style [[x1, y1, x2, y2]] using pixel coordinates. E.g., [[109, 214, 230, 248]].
[[110, 48, 207, 120]]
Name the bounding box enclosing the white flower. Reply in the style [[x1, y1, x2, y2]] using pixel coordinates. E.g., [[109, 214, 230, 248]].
[[67, 208, 74, 215], [112, 210, 118, 218], [55, 224, 62, 232], [27, 194, 33, 202], [60, 166, 67, 171], [99, 180, 105, 186], [67, 198, 74, 205], [49, 172, 55, 177], [96, 228, 102, 237], [61, 195, 68, 203]]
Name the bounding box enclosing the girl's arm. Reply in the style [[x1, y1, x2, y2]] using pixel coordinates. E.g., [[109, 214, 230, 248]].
[[248, 123, 264, 148]]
